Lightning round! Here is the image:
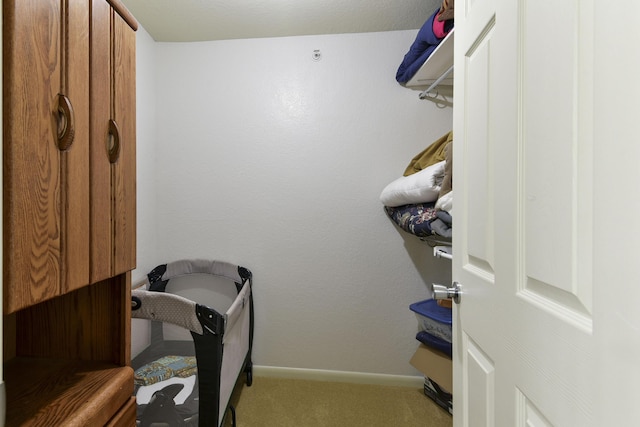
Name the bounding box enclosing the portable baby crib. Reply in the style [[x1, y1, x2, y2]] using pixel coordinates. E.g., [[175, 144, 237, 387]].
[[131, 259, 254, 427]]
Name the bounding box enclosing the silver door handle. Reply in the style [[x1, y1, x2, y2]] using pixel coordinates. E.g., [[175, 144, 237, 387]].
[[431, 282, 462, 304]]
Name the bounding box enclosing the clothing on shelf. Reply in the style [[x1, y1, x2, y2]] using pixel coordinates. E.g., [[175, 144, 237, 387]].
[[437, 0, 455, 22], [381, 131, 454, 241], [404, 131, 453, 176], [396, 8, 454, 84]]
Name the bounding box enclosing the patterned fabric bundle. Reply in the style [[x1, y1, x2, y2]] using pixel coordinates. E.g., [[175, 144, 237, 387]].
[[134, 355, 198, 386]]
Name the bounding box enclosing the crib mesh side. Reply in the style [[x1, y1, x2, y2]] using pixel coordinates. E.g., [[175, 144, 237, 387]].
[[132, 261, 253, 427]]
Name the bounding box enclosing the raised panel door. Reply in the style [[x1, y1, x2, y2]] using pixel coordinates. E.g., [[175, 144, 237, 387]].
[[3, 0, 90, 314], [90, 1, 136, 283], [63, 0, 91, 295], [112, 10, 136, 276], [90, 0, 113, 283], [453, 0, 597, 425]]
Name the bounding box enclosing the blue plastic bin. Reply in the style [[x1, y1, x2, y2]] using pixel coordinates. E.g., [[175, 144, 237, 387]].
[[409, 299, 452, 343]]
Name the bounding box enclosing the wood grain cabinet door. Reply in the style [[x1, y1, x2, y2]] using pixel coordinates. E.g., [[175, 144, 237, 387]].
[[90, 0, 136, 284], [3, 0, 90, 314]]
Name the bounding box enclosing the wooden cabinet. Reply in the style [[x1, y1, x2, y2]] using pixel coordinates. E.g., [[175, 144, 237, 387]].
[[3, 0, 137, 313], [3, 0, 91, 314], [90, 0, 137, 284], [3, 0, 138, 425]]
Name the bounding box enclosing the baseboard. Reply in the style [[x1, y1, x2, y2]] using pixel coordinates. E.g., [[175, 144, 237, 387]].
[[0, 380, 5, 427], [253, 365, 424, 388]]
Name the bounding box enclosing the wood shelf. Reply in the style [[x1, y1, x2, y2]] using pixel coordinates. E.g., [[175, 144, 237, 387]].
[[405, 30, 455, 88], [4, 358, 134, 426]]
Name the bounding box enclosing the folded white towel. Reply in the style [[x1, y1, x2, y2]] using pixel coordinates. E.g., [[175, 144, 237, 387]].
[[380, 160, 446, 207]]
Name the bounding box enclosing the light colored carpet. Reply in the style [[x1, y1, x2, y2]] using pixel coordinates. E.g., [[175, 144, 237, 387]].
[[222, 376, 453, 427]]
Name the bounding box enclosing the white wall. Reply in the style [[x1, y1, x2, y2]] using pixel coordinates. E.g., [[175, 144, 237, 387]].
[[138, 30, 452, 376], [132, 25, 159, 284], [131, 25, 157, 358]]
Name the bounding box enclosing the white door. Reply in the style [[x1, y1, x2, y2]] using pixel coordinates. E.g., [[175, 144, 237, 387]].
[[453, 0, 640, 425]]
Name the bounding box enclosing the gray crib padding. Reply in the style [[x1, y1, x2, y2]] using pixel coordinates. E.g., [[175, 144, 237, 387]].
[[133, 259, 253, 427], [224, 281, 251, 335], [132, 289, 204, 335], [163, 259, 242, 284]]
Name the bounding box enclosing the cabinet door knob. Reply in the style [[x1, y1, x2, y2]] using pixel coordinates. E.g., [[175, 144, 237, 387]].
[[107, 119, 121, 163], [56, 94, 75, 150]]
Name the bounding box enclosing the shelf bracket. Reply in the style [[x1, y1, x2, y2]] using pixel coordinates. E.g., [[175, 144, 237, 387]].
[[419, 65, 454, 100]]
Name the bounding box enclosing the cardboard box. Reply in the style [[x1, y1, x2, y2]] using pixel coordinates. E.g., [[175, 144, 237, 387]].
[[410, 343, 452, 392]]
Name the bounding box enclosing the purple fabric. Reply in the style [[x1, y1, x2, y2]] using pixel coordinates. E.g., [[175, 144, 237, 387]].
[[396, 8, 443, 83]]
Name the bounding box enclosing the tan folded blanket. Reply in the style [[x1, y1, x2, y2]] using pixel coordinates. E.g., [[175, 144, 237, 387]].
[[404, 131, 453, 176], [438, 0, 455, 22], [439, 140, 453, 197]]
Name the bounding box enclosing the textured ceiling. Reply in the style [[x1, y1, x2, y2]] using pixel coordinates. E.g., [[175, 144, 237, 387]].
[[119, 0, 442, 42]]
